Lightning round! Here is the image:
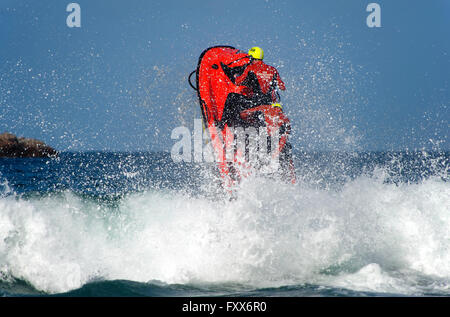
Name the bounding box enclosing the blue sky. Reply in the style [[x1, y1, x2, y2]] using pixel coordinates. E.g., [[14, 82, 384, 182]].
[[0, 0, 448, 151]]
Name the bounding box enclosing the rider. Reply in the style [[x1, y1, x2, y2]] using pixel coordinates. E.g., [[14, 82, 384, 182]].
[[221, 47, 286, 128], [235, 46, 286, 107]]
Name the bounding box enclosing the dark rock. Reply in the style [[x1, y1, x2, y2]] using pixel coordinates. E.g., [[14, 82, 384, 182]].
[[0, 132, 58, 158]]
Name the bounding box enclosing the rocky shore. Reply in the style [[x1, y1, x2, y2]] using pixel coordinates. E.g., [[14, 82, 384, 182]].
[[0, 132, 58, 158]]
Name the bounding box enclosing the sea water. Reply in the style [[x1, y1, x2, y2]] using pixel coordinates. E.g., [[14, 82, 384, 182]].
[[0, 151, 448, 297]]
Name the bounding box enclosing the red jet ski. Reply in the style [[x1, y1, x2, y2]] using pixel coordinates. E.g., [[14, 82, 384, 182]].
[[189, 46, 296, 191]]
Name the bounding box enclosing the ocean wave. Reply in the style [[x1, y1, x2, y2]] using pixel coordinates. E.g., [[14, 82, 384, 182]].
[[0, 172, 448, 295]]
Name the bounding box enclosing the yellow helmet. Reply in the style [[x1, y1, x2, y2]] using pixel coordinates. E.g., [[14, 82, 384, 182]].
[[248, 47, 264, 60]]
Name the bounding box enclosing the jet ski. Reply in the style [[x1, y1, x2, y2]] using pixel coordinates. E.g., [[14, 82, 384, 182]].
[[189, 45, 296, 192]]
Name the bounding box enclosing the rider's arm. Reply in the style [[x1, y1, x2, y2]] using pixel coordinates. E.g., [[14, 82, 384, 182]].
[[234, 67, 250, 85]]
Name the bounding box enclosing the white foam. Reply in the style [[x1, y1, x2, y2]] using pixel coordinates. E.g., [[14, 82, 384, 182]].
[[0, 174, 449, 294]]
